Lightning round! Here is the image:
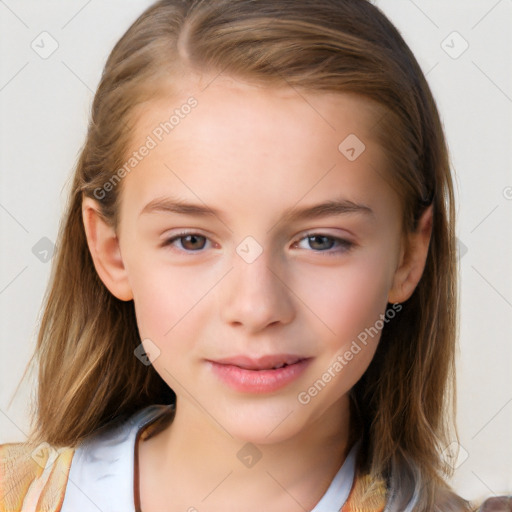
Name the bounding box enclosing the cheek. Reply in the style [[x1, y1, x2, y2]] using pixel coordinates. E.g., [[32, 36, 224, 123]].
[[128, 259, 211, 340], [294, 260, 395, 403], [130, 266, 210, 383], [291, 254, 395, 349]]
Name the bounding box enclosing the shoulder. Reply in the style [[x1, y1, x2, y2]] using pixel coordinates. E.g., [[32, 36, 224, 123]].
[[60, 403, 173, 511], [0, 405, 171, 512], [432, 486, 504, 512], [0, 441, 74, 512], [478, 496, 512, 512]]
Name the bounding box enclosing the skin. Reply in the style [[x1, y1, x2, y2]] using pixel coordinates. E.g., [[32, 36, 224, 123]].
[[82, 74, 432, 512]]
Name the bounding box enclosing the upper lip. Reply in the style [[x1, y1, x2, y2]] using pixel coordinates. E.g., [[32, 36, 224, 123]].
[[210, 354, 308, 370]]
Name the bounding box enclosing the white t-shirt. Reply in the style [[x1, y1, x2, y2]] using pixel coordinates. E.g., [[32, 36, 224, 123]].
[[61, 404, 359, 512]]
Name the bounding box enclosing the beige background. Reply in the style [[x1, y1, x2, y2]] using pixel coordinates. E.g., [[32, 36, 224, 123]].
[[1, 0, 511, 504]]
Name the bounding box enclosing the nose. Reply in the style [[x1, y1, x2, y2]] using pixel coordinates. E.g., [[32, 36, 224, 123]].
[[220, 249, 296, 333]]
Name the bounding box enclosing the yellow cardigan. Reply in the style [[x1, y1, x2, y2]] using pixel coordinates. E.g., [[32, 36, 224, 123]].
[[0, 443, 73, 512], [0, 441, 386, 512]]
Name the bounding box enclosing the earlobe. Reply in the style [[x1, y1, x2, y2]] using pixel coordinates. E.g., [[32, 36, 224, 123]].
[[388, 205, 433, 304], [82, 196, 134, 301]]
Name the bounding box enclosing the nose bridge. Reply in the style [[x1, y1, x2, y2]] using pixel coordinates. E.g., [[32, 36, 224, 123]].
[[220, 239, 295, 331]]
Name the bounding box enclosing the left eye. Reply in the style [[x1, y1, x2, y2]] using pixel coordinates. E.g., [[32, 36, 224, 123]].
[[163, 233, 209, 251], [294, 234, 353, 253]]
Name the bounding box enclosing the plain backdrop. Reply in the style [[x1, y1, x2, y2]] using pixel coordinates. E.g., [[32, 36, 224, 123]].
[[1, 0, 511, 505]]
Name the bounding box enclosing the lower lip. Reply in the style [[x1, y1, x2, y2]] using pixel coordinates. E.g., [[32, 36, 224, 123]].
[[208, 359, 311, 394]]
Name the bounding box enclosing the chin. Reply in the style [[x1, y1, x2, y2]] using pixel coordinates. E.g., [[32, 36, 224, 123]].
[[215, 399, 307, 445]]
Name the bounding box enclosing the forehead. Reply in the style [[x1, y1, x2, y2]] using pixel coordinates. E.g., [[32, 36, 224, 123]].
[[133, 74, 383, 148], [119, 75, 394, 224]]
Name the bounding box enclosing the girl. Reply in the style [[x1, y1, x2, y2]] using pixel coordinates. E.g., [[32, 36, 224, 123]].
[[0, 0, 492, 510]]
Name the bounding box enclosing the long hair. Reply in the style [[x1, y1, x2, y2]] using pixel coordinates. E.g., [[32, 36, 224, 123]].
[[24, 1, 469, 509]]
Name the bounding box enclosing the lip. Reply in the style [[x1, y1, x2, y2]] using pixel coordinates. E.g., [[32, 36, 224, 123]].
[[207, 354, 312, 394]]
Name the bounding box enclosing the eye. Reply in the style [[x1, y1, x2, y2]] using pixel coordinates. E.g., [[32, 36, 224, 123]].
[[162, 232, 210, 252], [294, 233, 354, 254]]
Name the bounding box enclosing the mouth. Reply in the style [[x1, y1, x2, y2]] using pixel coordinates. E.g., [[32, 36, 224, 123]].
[[212, 354, 307, 371], [207, 354, 312, 393]]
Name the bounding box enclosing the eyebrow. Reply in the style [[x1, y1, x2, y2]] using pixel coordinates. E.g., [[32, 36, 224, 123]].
[[139, 196, 374, 222]]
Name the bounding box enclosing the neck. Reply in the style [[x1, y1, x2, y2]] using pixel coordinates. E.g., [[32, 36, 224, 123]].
[[139, 395, 353, 512]]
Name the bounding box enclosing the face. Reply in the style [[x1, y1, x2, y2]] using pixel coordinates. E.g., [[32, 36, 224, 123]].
[[99, 76, 408, 444]]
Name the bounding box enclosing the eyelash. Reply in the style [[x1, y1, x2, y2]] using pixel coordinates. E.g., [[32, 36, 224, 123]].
[[161, 231, 354, 256]]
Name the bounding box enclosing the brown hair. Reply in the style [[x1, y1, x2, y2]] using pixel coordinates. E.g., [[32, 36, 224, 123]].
[[23, 1, 469, 509]]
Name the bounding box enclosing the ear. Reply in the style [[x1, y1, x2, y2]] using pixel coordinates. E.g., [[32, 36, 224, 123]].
[[82, 196, 133, 301], [388, 204, 433, 304]]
